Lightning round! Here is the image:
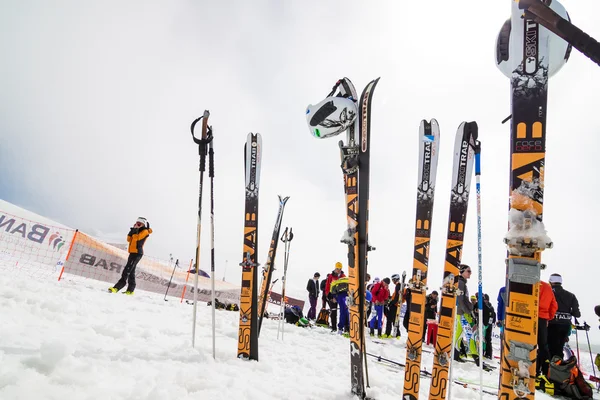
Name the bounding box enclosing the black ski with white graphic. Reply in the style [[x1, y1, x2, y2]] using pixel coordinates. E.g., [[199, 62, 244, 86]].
[[351, 77, 380, 400], [257, 195, 289, 335]]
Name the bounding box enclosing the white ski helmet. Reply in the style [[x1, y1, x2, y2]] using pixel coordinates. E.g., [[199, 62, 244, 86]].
[[496, 0, 571, 79], [305, 96, 357, 139]]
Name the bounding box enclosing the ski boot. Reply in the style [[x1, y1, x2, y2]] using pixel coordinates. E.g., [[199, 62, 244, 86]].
[[108, 287, 118, 293], [124, 291, 134, 296]]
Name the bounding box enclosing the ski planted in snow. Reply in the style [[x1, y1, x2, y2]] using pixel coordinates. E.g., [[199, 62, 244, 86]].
[[428, 122, 478, 400], [305, 76, 378, 399], [257, 195, 289, 336], [237, 132, 262, 361], [495, 0, 570, 398], [352, 77, 379, 399], [403, 119, 441, 400]]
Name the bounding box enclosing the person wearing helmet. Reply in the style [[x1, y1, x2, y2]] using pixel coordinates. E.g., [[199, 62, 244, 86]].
[[109, 217, 152, 295], [547, 273, 581, 361], [454, 264, 479, 365], [384, 274, 402, 338], [325, 262, 346, 332]]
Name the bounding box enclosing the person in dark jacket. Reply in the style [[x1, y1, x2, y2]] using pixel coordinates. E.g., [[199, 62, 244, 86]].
[[402, 287, 413, 333], [423, 291, 439, 341], [320, 276, 328, 311], [109, 217, 152, 295], [547, 273, 581, 361], [497, 286, 506, 336], [306, 272, 320, 320], [384, 274, 402, 337], [482, 293, 496, 360]]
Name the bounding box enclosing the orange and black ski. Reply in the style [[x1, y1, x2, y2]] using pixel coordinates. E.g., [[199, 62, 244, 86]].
[[403, 119, 440, 400], [495, 0, 571, 398], [237, 132, 262, 360], [428, 122, 477, 400]]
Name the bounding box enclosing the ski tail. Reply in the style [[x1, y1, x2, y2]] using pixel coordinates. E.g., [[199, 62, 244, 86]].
[[428, 122, 478, 400], [237, 133, 262, 361], [257, 195, 290, 335], [403, 119, 440, 400]]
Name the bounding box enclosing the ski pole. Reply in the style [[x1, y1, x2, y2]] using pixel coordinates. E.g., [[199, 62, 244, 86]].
[[190, 110, 212, 348], [278, 227, 293, 340], [574, 320, 581, 368], [582, 323, 599, 388], [474, 140, 483, 400], [363, 338, 370, 388], [276, 228, 288, 340], [164, 258, 179, 301], [208, 125, 216, 360]]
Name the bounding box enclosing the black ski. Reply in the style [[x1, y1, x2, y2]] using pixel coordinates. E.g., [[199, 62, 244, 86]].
[[351, 77, 380, 399], [257, 195, 289, 335]]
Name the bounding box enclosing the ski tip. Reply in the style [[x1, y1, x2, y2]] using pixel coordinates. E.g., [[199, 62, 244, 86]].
[[467, 121, 479, 140], [203, 109, 210, 118]]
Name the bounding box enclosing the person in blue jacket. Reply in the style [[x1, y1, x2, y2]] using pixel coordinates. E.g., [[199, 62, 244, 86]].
[[497, 286, 506, 332]]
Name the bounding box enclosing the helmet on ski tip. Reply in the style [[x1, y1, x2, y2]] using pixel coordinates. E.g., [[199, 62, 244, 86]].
[[305, 96, 357, 139], [495, 0, 571, 79]]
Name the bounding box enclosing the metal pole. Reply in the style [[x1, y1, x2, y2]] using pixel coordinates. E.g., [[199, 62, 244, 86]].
[[474, 141, 483, 400], [190, 110, 211, 348], [164, 259, 179, 301], [209, 126, 216, 360]]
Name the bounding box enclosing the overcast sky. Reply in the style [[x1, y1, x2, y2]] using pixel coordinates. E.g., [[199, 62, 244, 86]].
[[2, 1, 599, 341]]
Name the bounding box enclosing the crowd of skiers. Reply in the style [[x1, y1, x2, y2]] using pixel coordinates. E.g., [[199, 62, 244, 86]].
[[307, 263, 585, 377], [305, 262, 441, 341]]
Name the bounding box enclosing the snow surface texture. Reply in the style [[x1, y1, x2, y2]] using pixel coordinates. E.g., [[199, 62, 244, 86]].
[[1, 273, 595, 400]]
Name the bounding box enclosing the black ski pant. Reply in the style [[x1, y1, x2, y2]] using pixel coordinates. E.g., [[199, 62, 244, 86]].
[[327, 298, 338, 331], [484, 323, 493, 358], [385, 304, 398, 336], [113, 253, 143, 292], [548, 323, 571, 362], [537, 318, 550, 375]]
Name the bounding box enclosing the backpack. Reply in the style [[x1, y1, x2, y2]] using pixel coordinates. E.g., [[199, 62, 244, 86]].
[[547, 356, 594, 399], [316, 309, 330, 326], [330, 277, 349, 294]]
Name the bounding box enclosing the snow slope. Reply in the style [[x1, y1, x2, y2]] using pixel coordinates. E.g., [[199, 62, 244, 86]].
[[1, 273, 595, 400]]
